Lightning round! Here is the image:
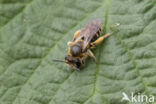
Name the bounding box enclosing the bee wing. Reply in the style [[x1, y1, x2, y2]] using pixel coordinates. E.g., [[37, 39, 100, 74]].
[[75, 19, 102, 52], [82, 29, 96, 51]]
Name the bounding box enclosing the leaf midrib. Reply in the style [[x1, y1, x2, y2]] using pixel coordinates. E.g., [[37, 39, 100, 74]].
[[80, 0, 111, 103]]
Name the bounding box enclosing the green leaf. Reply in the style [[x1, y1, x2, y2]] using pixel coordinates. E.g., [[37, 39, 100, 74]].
[[0, 0, 156, 104]]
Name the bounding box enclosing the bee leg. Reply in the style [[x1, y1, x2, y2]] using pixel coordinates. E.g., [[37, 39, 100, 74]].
[[76, 68, 80, 71], [73, 30, 81, 41], [67, 30, 81, 46], [91, 33, 111, 47], [87, 49, 97, 63]]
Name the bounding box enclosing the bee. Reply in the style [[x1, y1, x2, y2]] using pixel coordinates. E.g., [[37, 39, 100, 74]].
[[53, 19, 111, 71]]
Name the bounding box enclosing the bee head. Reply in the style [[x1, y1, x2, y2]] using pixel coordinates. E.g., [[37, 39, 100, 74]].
[[65, 55, 81, 71]]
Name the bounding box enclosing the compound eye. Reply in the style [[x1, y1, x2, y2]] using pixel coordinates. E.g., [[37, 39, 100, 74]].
[[65, 56, 67, 60], [65, 55, 69, 60], [71, 46, 81, 56], [65, 55, 71, 62]]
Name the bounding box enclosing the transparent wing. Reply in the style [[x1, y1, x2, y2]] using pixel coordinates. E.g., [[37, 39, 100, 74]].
[[75, 19, 102, 51]]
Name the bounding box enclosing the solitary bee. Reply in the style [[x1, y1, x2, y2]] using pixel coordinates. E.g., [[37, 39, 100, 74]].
[[53, 19, 111, 71]]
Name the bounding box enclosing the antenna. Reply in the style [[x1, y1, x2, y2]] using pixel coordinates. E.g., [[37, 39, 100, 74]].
[[52, 59, 66, 63]]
